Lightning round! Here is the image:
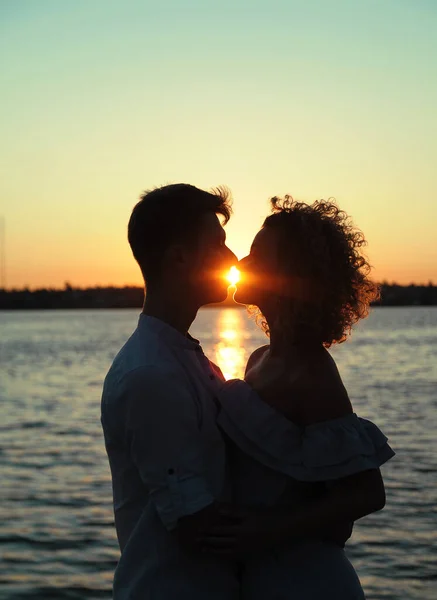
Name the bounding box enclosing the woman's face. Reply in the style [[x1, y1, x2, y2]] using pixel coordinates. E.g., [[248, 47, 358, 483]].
[[234, 226, 284, 307]]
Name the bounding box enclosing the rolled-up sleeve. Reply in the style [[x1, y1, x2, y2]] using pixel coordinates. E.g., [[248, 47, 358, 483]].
[[120, 366, 215, 530]]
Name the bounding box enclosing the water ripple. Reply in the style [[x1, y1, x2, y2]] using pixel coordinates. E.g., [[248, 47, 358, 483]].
[[0, 307, 436, 599]]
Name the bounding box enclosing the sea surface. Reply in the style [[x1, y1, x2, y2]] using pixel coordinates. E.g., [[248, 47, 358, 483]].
[[0, 307, 436, 599]]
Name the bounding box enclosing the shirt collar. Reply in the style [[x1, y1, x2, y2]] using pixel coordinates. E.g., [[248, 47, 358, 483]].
[[138, 314, 200, 350]]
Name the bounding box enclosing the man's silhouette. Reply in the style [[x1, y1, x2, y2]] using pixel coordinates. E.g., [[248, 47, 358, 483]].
[[101, 184, 239, 599]]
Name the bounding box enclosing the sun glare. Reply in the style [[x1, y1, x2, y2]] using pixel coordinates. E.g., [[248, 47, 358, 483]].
[[226, 266, 240, 286]]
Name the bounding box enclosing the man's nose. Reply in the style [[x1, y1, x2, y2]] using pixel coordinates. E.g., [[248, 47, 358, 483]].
[[224, 246, 238, 267]]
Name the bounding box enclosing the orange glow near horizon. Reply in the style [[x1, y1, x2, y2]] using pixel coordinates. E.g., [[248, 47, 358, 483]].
[[1, 3, 436, 290]]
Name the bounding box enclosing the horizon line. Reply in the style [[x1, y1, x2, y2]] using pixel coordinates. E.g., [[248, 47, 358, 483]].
[[1, 280, 436, 293]]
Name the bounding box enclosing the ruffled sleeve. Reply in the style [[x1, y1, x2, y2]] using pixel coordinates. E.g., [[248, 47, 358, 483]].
[[216, 379, 395, 482]]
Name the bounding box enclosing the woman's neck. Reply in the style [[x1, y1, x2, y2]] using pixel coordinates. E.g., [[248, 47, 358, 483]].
[[262, 304, 322, 357], [269, 330, 322, 356]]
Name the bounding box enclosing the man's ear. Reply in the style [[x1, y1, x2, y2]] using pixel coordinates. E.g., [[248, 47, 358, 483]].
[[164, 243, 192, 271]]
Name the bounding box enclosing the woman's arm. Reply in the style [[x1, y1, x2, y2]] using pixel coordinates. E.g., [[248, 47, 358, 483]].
[[277, 467, 386, 536], [200, 469, 385, 557]]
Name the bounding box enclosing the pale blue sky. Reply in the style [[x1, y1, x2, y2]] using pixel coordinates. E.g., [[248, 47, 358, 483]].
[[1, 0, 436, 287]]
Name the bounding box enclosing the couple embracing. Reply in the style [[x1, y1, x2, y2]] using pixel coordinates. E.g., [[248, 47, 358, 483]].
[[101, 183, 394, 599]]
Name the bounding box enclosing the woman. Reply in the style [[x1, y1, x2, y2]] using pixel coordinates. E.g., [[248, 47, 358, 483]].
[[206, 196, 395, 598]]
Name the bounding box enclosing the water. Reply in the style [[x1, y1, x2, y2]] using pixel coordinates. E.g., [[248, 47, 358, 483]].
[[0, 307, 436, 599]]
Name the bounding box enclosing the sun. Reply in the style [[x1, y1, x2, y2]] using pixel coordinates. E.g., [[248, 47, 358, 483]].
[[226, 266, 240, 286]]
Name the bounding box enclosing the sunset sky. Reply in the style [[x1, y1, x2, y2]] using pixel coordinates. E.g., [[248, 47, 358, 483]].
[[1, 0, 436, 289]]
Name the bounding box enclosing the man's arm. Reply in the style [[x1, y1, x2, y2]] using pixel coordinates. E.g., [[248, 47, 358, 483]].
[[120, 366, 224, 545]]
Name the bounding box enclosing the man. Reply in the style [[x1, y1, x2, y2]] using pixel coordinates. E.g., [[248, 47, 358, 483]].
[[101, 184, 240, 599]]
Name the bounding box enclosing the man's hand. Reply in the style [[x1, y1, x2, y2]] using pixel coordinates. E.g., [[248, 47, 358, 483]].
[[175, 503, 244, 555], [175, 504, 222, 552], [198, 505, 285, 558], [198, 504, 354, 558]]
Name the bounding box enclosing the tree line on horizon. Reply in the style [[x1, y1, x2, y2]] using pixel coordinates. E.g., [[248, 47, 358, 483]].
[[0, 282, 436, 310]]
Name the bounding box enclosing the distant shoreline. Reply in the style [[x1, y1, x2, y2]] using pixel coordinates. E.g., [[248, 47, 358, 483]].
[[0, 283, 436, 310]]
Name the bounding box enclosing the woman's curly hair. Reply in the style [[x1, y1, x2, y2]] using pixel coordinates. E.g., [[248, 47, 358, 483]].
[[252, 195, 380, 346]]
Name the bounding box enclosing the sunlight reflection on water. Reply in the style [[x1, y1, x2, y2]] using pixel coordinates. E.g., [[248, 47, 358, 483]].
[[213, 308, 248, 380]]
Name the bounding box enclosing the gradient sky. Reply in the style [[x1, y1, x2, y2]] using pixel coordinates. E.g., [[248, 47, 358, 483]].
[[1, 0, 436, 289]]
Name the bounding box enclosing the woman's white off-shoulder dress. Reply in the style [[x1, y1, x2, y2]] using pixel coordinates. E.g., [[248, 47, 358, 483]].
[[216, 379, 395, 600]]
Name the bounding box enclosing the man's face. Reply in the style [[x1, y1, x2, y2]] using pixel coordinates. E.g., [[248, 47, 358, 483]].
[[189, 212, 237, 305]]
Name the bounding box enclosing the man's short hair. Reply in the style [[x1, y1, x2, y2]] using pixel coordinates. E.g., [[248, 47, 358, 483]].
[[128, 183, 232, 283]]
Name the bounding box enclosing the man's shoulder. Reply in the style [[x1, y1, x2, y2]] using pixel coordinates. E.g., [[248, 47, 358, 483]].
[[103, 329, 181, 393]]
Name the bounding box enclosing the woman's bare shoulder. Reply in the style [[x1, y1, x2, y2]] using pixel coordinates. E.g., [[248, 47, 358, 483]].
[[289, 348, 353, 425], [245, 345, 270, 376]]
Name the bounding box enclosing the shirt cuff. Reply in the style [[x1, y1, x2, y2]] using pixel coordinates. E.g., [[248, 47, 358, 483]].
[[150, 473, 215, 530]]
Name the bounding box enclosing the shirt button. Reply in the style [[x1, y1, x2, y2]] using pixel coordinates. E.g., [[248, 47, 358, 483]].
[[209, 374, 215, 380]]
